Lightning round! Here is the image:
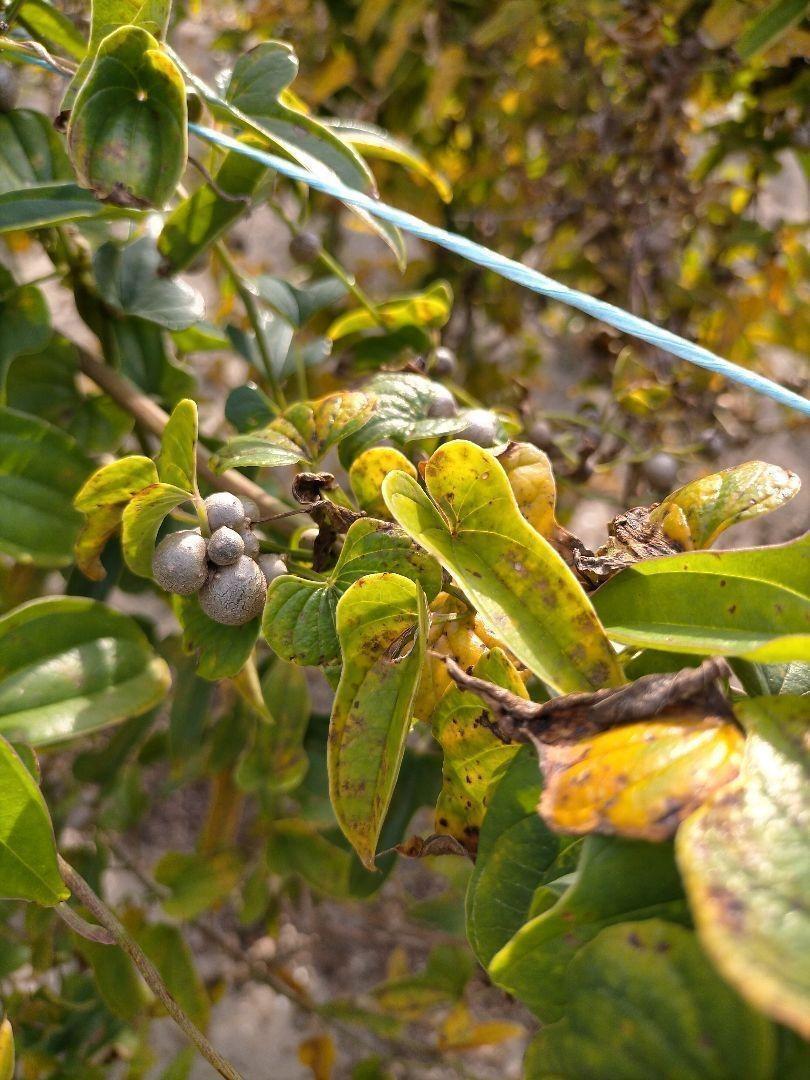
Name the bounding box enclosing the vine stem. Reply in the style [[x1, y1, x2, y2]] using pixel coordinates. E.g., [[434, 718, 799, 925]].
[[74, 346, 296, 536], [57, 857, 245, 1080]]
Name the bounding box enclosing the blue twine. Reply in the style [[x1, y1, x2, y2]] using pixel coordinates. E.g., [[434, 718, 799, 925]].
[[189, 123, 810, 418]]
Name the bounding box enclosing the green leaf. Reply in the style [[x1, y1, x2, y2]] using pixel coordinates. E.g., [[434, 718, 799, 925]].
[[263, 519, 441, 667], [17, 1, 87, 61], [156, 399, 197, 492], [650, 460, 800, 548], [383, 440, 623, 693], [137, 923, 210, 1030], [107, 316, 195, 405], [224, 384, 274, 433], [373, 945, 475, 1017], [0, 735, 67, 905], [432, 648, 527, 852], [158, 142, 269, 272], [466, 749, 580, 966], [223, 41, 405, 268], [327, 281, 453, 340], [93, 238, 204, 330], [74, 455, 158, 580], [0, 406, 91, 566], [0, 272, 50, 396], [121, 484, 192, 577], [524, 920, 776, 1079], [236, 659, 311, 794], [67, 25, 187, 208], [211, 429, 304, 472], [488, 835, 686, 1020], [256, 275, 348, 327], [677, 694, 810, 1040], [0, 109, 73, 191], [172, 593, 260, 680], [0, 597, 171, 746], [154, 851, 241, 920], [0, 182, 114, 233], [325, 119, 452, 202], [338, 373, 468, 465], [737, 0, 808, 59], [77, 938, 149, 1021], [593, 535, 810, 663], [329, 573, 427, 870]]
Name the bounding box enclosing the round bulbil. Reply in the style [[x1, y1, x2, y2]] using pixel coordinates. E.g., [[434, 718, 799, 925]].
[[289, 231, 321, 263], [432, 346, 457, 379], [204, 492, 246, 532], [426, 383, 458, 419], [239, 496, 260, 523], [152, 530, 208, 596], [199, 556, 267, 626], [257, 554, 288, 585], [207, 526, 245, 566], [458, 409, 499, 447], [238, 525, 261, 559], [642, 452, 679, 491], [297, 527, 319, 551]]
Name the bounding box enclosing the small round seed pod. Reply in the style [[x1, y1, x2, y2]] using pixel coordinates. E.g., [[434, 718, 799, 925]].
[[257, 554, 288, 585], [204, 492, 246, 532], [207, 526, 245, 566], [642, 452, 679, 491], [297, 527, 319, 551], [238, 525, 260, 559], [527, 419, 554, 450], [199, 556, 267, 625], [458, 409, 499, 447], [431, 346, 457, 379], [289, 231, 321, 263], [239, 496, 260, 523], [152, 530, 208, 596], [426, 383, 458, 419]]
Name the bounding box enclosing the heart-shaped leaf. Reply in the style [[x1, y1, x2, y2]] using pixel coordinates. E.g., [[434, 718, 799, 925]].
[[0, 407, 91, 566], [432, 648, 527, 852], [263, 519, 441, 667], [329, 572, 427, 869], [68, 25, 187, 208], [488, 835, 686, 1020], [538, 711, 743, 841], [383, 440, 623, 693], [466, 749, 580, 966], [0, 736, 67, 905], [650, 460, 800, 548], [677, 694, 810, 1040], [74, 455, 158, 579], [93, 238, 204, 330], [593, 534, 810, 663], [349, 447, 417, 519], [0, 597, 170, 746], [256, 275, 348, 327], [525, 920, 776, 1079]]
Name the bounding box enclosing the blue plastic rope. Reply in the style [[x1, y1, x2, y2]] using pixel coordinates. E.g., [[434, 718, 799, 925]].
[[189, 123, 810, 418]]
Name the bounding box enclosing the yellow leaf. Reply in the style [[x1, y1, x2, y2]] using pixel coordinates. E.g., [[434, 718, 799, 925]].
[[539, 712, 744, 841], [298, 1034, 336, 1080], [0, 1018, 13, 1080], [498, 442, 557, 536], [438, 1003, 525, 1051], [350, 447, 417, 519]]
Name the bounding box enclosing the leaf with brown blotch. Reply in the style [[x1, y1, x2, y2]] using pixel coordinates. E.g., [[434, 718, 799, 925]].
[[538, 712, 744, 841]]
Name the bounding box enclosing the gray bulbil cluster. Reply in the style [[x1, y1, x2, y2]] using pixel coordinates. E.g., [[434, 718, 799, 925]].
[[152, 495, 283, 625]]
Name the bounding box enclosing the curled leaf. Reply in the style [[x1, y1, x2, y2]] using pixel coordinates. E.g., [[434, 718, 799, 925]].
[[74, 455, 158, 579], [349, 447, 417, 519], [498, 441, 557, 537]]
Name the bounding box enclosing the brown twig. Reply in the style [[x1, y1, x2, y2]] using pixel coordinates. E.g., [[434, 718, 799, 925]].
[[75, 347, 295, 535], [57, 857, 244, 1080]]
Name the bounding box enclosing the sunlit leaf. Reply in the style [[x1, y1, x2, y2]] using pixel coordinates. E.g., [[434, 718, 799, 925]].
[[349, 447, 417, 519], [650, 460, 800, 548], [263, 519, 441, 667], [538, 711, 743, 841], [383, 440, 623, 692], [0, 597, 170, 746], [327, 281, 453, 340], [156, 399, 197, 493], [329, 572, 427, 869], [67, 26, 187, 208], [0, 735, 67, 905], [325, 118, 452, 202], [16, 1, 87, 61], [593, 535, 810, 663], [432, 648, 527, 852], [438, 1002, 524, 1051], [525, 920, 776, 1079], [121, 484, 192, 577], [677, 694, 810, 1040], [0, 1017, 14, 1080], [498, 441, 557, 536], [74, 456, 157, 580]]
